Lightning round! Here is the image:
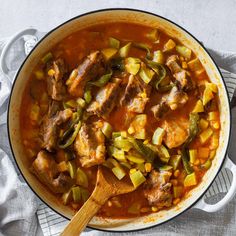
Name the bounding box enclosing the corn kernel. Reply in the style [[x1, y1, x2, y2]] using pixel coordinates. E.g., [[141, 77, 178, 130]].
[[182, 61, 188, 69], [130, 168, 137, 174], [151, 206, 158, 212], [174, 169, 180, 177], [173, 198, 180, 205], [47, 69, 55, 76], [171, 179, 178, 186], [107, 201, 112, 207], [143, 139, 149, 145], [128, 126, 135, 134], [145, 163, 152, 172]]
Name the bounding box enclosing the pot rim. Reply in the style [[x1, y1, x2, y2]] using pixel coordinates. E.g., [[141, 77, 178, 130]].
[[7, 8, 232, 233]]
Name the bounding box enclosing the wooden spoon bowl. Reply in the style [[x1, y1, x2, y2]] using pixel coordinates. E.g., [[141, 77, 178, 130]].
[[61, 166, 135, 236]]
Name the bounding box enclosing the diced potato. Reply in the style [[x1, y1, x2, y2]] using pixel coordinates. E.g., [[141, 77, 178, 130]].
[[199, 128, 213, 144], [209, 149, 216, 160], [112, 166, 126, 180], [198, 147, 210, 159], [153, 50, 164, 64], [119, 42, 132, 57], [203, 87, 214, 106], [199, 118, 209, 130], [206, 82, 218, 93], [146, 28, 159, 42], [173, 186, 183, 198], [125, 57, 141, 75], [101, 48, 118, 60], [139, 66, 155, 84], [210, 133, 219, 150], [208, 111, 219, 121], [184, 172, 197, 187], [176, 45, 192, 60], [152, 127, 165, 146], [129, 170, 146, 188], [192, 100, 204, 113], [169, 155, 181, 170], [164, 39, 176, 51], [189, 149, 198, 164], [187, 58, 203, 71]]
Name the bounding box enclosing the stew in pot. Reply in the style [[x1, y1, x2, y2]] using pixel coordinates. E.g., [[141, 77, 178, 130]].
[[20, 23, 220, 218]]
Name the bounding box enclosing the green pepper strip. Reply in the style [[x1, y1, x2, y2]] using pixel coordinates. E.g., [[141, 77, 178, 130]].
[[89, 69, 113, 87], [133, 42, 152, 59], [181, 113, 200, 174], [59, 121, 82, 149], [129, 138, 156, 163], [145, 59, 167, 90]]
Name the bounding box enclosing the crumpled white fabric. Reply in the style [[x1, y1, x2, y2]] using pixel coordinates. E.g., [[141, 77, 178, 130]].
[[0, 34, 236, 236]]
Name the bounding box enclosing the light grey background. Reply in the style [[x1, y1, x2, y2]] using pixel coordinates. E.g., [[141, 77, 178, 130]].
[[0, 0, 236, 235], [0, 0, 236, 51]]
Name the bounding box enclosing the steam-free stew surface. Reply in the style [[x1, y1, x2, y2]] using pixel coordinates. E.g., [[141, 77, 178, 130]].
[[20, 23, 220, 218]]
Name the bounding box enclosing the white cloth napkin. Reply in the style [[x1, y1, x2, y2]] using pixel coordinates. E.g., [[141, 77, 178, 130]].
[[0, 35, 236, 236]]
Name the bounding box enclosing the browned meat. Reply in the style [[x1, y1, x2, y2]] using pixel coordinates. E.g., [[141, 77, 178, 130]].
[[151, 86, 188, 120], [68, 51, 105, 97], [86, 79, 121, 118], [144, 170, 173, 208], [166, 55, 195, 91], [74, 121, 106, 168], [31, 150, 73, 193], [41, 102, 73, 152], [166, 86, 188, 110], [161, 117, 189, 149], [47, 59, 67, 101], [121, 75, 151, 113]]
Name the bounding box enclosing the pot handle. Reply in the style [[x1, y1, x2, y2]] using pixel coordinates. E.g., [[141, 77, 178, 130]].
[[193, 156, 236, 212], [0, 28, 39, 76]]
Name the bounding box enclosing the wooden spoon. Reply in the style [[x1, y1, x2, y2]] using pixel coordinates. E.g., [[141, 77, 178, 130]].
[[61, 166, 135, 236]]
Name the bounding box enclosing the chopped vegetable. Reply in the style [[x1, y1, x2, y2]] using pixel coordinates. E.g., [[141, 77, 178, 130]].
[[152, 127, 165, 146], [187, 58, 202, 71], [84, 88, 92, 104], [192, 100, 204, 113], [201, 159, 212, 170], [210, 133, 219, 150], [125, 57, 141, 75], [144, 163, 152, 172], [80, 188, 90, 203], [113, 137, 133, 152], [34, 70, 44, 80], [57, 161, 68, 172], [66, 69, 78, 86], [158, 145, 170, 163], [63, 99, 78, 109], [126, 155, 145, 164], [208, 111, 219, 121], [198, 147, 210, 159], [173, 186, 183, 198], [109, 37, 120, 49], [62, 189, 72, 205], [139, 66, 155, 84], [72, 186, 81, 203], [129, 114, 147, 140], [77, 98, 86, 108], [101, 122, 113, 138], [164, 39, 176, 51], [203, 85, 214, 106], [41, 52, 53, 64], [68, 161, 77, 179], [146, 28, 159, 42], [176, 45, 192, 60], [189, 149, 198, 164], [119, 42, 132, 57], [169, 155, 181, 170], [199, 128, 213, 144], [112, 166, 126, 180], [186, 113, 200, 145], [120, 161, 132, 169], [109, 146, 126, 161], [101, 48, 118, 60], [30, 103, 40, 121], [184, 172, 197, 187], [153, 50, 164, 64], [89, 69, 113, 87], [76, 168, 88, 188], [199, 118, 209, 130], [129, 170, 146, 188], [181, 148, 193, 175]]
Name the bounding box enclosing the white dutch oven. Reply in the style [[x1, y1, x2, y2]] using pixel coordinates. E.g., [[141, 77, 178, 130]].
[[2, 8, 236, 232]]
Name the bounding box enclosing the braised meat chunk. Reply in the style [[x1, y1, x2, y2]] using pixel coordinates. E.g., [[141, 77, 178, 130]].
[[41, 101, 72, 152], [67, 51, 105, 97], [74, 121, 106, 168], [87, 79, 121, 118], [31, 150, 73, 193], [47, 59, 67, 101], [121, 75, 151, 113], [144, 170, 173, 208]]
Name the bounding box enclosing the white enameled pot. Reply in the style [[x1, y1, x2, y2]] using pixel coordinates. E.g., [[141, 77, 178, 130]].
[[2, 8, 236, 232]]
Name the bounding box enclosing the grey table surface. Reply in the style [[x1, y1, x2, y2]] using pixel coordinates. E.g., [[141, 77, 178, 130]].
[[0, 0, 236, 235]]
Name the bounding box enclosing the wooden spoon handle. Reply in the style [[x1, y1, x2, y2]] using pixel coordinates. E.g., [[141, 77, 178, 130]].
[[61, 186, 111, 236]]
